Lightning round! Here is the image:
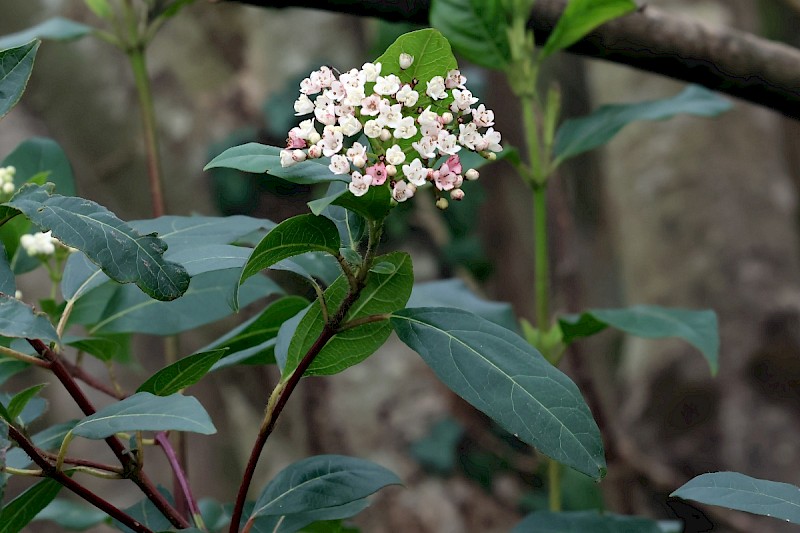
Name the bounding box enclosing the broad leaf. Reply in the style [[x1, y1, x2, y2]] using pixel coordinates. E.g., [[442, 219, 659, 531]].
[[0, 359, 28, 387], [275, 306, 311, 374], [323, 206, 364, 251], [325, 184, 393, 222], [117, 488, 175, 533], [284, 252, 413, 377], [0, 422, 8, 507], [511, 511, 663, 533], [250, 499, 370, 533], [0, 18, 92, 50], [0, 40, 39, 120], [4, 184, 189, 301], [64, 335, 125, 362], [71, 392, 216, 439], [540, 0, 636, 59], [251, 454, 401, 518], [137, 349, 227, 396], [34, 499, 109, 530], [1, 137, 76, 195], [0, 294, 58, 343], [0, 478, 63, 533], [69, 269, 280, 336], [166, 244, 251, 276], [430, 0, 510, 69], [204, 143, 343, 185], [407, 278, 518, 332], [391, 307, 606, 479], [5, 383, 46, 422], [559, 305, 719, 374], [0, 244, 14, 295], [671, 472, 800, 524], [5, 420, 77, 471], [554, 85, 732, 163]]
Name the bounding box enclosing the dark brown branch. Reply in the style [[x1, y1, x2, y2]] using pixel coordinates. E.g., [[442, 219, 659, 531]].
[[6, 424, 154, 533], [224, 0, 800, 120]]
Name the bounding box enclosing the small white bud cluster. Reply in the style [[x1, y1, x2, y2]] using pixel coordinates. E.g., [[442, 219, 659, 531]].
[[20, 231, 57, 257], [0, 166, 16, 196]]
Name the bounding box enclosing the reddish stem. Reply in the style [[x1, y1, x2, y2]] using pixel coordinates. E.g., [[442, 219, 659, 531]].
[[156, 431, 202, 526]]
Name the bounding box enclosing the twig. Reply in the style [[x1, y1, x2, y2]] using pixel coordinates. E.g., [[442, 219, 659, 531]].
[[156, 431, 206, 530]]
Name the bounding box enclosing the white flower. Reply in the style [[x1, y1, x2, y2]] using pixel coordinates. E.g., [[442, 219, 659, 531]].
[[340, 68, 366, 89], [280, 149, 297, 167], [421, 121, 442, 138], [374, 74, 401, 96], [393, 116, 417, 140], [344, 85, 366, 107], [348, 171, 372, 196], [458, 122, 480, 150], [364, 120, 382, 138], [314, 102, 337, 126], [395, 85, 419, 108], [320, 126, 344, 157], [360, 95, 382, 116], [308, 145, 323, 158], [402, 158, 428, 186], [426, 76, 447, 100], [412, 136, 438, 159], [472, 104, 495, 127], [378, 101, 403, 129], [417, 106, 439, 126], [445, 69, 466, 89], [338, 114, 362, 137], [451, 89, 479, 112], [300, 77, 321, 95], [346, 142, 367, 161], [437, 131, 462, 155], [312, 66, 336, 89], [324, 80, 347, 102], [295, 119, 316, 140], [482, 128, 502, 152], [20, 231, 56, 257], [2, 182, 14, 194], [385, 145, 406, 166], [399, 53, 414, 70], [392, 180, 416, 202], [329, 154, 351, 175], [379, 129, 392, 142], [361, 62, 382, 82], [335, 103, 355, 117], [294, 94, 315, 115], [14, 290, 22, 300]]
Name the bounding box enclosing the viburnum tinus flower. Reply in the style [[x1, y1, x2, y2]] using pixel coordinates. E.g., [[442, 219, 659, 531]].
[[280, 57, 502, 209], [0, 165, 16, 196]]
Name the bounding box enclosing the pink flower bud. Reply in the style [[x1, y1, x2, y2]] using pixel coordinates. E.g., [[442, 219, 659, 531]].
[[465, 169, 479, 181], [445, 155, 462, 175], [450, 189, 465, 201], [308, 145, 323, 158]]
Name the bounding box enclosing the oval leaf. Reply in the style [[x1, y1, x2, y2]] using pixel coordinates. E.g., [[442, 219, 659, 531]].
[[34, 499, 109, 531], [558, 305, 719, 375], [0, 294, 58, 343], [0, 478, 63, 533], [71, 392, 216, 439], [204, 143, 344, 185], [430, 0, 510, 69], [251, 499, 370, 533], [0, 40, 39, 120], [137, 349, 227, 396], [672, 472, 800, 525], [0, 18, 92, 50], [540, 0, 636, 59], [391, 307, 606, 479], [251, 454, 401, 518], [4, 184, 189, 301], [554, 85, 732, 163], [511, 510, 663, 533], [284, 252, 413, 377]]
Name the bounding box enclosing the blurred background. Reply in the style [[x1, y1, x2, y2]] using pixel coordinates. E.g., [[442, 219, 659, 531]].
[[3, 0, 800, 531]]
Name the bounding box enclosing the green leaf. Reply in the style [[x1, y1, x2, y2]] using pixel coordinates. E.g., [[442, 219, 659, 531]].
[[84, 0, 112, 19], [558, 305, 719, 375], [511, 511, 663, 533], [0, 243, 14, 295], [313, 183, 393, 222], [117, 488, 174, 533], [71, 392, 216, 439], [64, 335, 124, 362], [251, 455, 401, 518], [430, 0, 510, 69], [5, 383, 46, 421], [1, 137, 76, 195], [239, 214, 340, 299], [540, 0, 636, 60], [285, 252, 413, 377], [0, 422, 8, 506], [251, 499, 370, 533], [554, 85, 732, 163], [4, 184, 189, 301], [137, 350, 227, 396], [410, 418, 464, 474], [0, 359, 28, 387], [0, 18, 92, 50], [69, 269, 280, 336], [204, 143, 344, 185], [320, 183, 365, 249], [0, 294, 58, 343], [0, 478, 64, 533], [391, 307, 606, 479], [166, 244, 251, 276], [406, 278, 518, 332], [0, 40, 39, 120], [34, 499, 109, 530], [5, 420, 78, 471], [671, 471, 800, 524]]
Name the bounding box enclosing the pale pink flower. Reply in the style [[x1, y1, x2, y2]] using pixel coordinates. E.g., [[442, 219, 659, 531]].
[[445, 69, 466, 89], [392, 180, 416, 202], [349, 171, 372, 196], [472, 104, 495, 128], [450, 188, 465, 201], [294, 94, 315, 115], [366, 162, 388, 185], [329, 154, 350, 175], [402, 158, 428, 186], [320, 126, 343, 157]]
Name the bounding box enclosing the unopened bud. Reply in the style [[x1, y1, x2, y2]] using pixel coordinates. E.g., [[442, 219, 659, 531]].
[[386, 164, 397, 177], [399, 53, 414, 70], [441, 112, 454, 124], [436, 197, 449, 210], [352, 155, 366, 168], [308, 145, 323, 158], [450, 189, 465, 201], [2, 182, 14, 194], [487, 152, 497, 161], [14, 290, 22, 300], [379, 129, 392, 142], [465, 168, 479, 181], [292, 149, 307, 162], [308, 131, 321, 144]]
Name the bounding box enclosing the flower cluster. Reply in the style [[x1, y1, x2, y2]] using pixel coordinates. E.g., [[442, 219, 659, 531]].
[[20, 231, 57, 257], [0, 166, 16, 196], [280, 56, 502, 208]]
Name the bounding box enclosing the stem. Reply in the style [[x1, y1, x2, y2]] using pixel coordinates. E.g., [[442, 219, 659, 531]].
[[547, 458, 562, 511], [0, 345, 48, 368], [521, 96, 543, 185], [533, 186, 550, 332], [128, 45, 166, 217], [156, 432, 206, 530], [6, 424, 154, 533], [337, 313, 390, 333]]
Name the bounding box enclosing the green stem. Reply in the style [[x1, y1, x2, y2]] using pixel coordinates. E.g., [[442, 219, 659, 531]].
[[548, 458, 562, 511], [521, 96, 543, 185], [128, 46, 166, 217], [532, 185, 549, 332]]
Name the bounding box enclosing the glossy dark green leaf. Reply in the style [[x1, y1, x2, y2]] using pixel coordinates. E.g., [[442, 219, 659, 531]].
[[71, 392, 216, 439], [0, 18, 92, 50], [5, 383, 45, 421], [275, 305, 311, 374], [320, 183, 365, 249], [558, 305, 719, 374], [391, 307, 606, 479], [204, 143, 344, 185], [406, 278, 518, 332], [64, 335, 123, 362], [0, 40, 39, 120], [0, 294, 58, 342], [251, 454, 401, 518], [540, 0, 636, 59], [131, 215, 275, 247], [250, 499, 370, 533], [4, 184, 189, 301], [137, 350, 227, 396], [70, 269, 280, 336], [0, 478, 63, 533], [0, 243, 14, 296], [430, 0, 509, 69], [511, 511, 663, 533], [671, 472, 800, 524], [313, 184, 393, 222], [284, 252, 413, 378], [554, 85, 732, 163], [1, 137, 76, 196], [33, 499, 109, 530]]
